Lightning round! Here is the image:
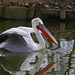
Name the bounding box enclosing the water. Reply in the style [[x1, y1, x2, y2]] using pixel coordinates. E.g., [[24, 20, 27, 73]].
[[0, 20, 75, 75]]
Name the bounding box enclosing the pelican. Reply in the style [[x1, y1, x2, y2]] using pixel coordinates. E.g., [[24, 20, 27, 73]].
[[0, 18, 58, 52]]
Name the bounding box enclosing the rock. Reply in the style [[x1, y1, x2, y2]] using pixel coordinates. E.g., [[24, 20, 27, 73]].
[[0, 2, 1, 5], [21, 2, 24, 6], [45, 5, 49, 8], [38, 2, 42, 5], [67, 5, 72, 9], [32, 4, 36, 7], [25, 2, 30, 7], [18, 2, 22, 6]]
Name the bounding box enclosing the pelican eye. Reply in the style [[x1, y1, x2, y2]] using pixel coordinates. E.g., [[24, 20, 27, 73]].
[[39, 22, 41, 25]]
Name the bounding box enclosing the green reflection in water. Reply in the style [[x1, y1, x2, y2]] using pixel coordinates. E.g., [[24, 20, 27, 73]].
[[0, 20, 31, 33]]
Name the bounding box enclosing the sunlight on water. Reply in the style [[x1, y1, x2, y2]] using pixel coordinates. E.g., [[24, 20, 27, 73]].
[[0, 20, 75, 75]]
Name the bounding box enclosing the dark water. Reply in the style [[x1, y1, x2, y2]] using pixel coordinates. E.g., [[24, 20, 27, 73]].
[[0, 20, 75, 75]]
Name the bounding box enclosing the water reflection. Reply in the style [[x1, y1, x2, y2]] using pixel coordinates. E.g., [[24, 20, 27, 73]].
[[0, 21, 75, 75], [0, 49, 45, 75], [46, 38, 75, 75]]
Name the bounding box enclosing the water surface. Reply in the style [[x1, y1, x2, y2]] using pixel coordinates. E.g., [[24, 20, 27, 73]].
[[0, 20, 75, 75]]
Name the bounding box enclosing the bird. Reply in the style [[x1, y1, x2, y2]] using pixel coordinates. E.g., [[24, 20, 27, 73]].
[[0, 18, 58, 52]]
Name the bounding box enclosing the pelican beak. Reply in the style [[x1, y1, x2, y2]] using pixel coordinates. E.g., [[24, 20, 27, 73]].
[[36, 24, 58, 45]]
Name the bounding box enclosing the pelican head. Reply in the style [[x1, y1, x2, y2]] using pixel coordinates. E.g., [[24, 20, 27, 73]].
[[32, 18, 58, 45], [32, 17, 44, 33]]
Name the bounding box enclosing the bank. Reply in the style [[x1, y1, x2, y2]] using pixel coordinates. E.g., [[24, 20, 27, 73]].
[[0, 1, 75, 21]]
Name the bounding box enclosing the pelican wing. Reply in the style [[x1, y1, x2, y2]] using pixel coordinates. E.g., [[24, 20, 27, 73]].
[[0, 27, 34, 52], [17, 26, 34, 33], [0, 27, 27, 43]]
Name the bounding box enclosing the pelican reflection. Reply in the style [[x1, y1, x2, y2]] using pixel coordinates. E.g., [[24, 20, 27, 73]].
[[0, 49, 47, 75]]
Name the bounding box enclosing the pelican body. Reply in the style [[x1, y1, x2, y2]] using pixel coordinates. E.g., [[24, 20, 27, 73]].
[[0, 18, 58, 52]]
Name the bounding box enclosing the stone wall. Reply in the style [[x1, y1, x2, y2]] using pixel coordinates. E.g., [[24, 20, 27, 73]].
[[0, 0, 75, 20], [4, 6, 27, 19], [0, 5, 34, 19]]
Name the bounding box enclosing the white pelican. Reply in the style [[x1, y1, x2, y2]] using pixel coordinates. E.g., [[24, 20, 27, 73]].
[[0, 18, 58, 52]]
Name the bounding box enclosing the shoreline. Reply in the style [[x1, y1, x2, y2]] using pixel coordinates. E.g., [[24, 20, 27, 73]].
[[0, 0, 75, 20]]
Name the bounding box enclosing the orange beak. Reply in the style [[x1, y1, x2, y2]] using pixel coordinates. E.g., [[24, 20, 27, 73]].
[[36, 24, 58, 45]]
